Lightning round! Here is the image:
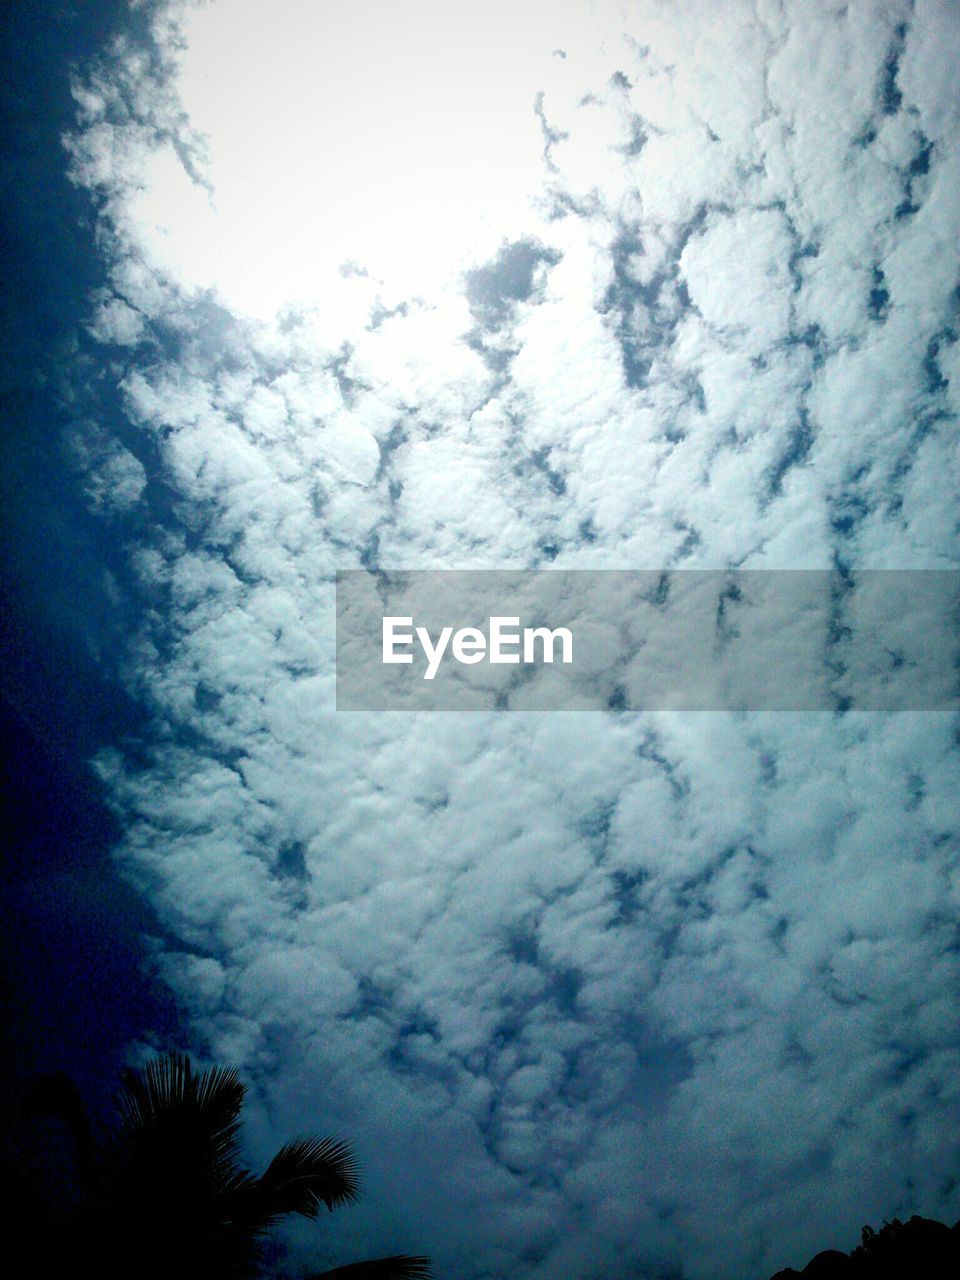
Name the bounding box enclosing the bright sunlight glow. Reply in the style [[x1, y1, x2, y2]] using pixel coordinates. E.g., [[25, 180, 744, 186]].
[[130, 0, 604, 319]]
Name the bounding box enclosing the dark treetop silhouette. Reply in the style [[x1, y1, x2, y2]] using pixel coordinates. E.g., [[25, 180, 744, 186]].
[[18, 1050, 432, 1280], [768, 1212, 960, 1278]]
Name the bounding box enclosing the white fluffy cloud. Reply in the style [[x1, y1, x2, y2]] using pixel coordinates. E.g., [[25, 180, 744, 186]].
[[67, 2, 960, 1277]]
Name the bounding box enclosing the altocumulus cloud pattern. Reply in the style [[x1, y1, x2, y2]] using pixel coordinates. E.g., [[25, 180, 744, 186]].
[[57, 1, 959, 1277]]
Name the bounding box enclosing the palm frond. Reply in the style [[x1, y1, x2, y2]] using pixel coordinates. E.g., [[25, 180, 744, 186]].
[[118, 1052, 245, 1128], [19, 1051, 431, 1278], [116, 1051, 245, 1171], [231, 1136, 360, 1227], [304, 1257, 433, 1280]]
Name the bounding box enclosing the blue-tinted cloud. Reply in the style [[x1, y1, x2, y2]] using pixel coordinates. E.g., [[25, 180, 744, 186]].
[[59, 2, 960, 1277]]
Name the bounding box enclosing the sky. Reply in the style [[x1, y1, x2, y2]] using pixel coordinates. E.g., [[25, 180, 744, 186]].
[[2, 2, 960, 1278]]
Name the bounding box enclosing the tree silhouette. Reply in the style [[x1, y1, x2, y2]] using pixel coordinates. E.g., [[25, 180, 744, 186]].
[[20, 1051, 431, 1280], [769, 1212, 960, 1278]]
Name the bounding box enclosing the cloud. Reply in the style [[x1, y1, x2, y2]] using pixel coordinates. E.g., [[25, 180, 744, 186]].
[[63, 2, 960, 1277], [64, 420, 148, 514]]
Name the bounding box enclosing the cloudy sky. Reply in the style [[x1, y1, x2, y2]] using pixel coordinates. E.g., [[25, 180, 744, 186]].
[[3, 1, 960, 1277]]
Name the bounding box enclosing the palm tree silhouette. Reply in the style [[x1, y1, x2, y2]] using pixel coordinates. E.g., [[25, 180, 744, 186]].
[[22, 1051, 431, 1280]]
